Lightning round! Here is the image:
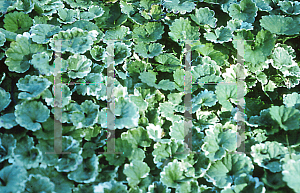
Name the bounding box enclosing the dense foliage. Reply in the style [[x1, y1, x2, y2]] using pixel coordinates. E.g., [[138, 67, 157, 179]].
[[0, 0, 300, 192]]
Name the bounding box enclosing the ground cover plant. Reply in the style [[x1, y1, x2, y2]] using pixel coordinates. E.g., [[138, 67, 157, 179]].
[[0, 0, 300, 192]]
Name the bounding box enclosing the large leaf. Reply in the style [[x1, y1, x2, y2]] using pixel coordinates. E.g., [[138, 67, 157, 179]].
[[123, 160, 150, 187]]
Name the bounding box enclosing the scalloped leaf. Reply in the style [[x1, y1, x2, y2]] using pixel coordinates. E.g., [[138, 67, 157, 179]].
[[15, 101, 50, 131], [0, 113, 18, 129], [70, 100, 99, 129], [228, 0, 258, 23], [206, 153, 254, 188], [0, 133, 16, 163], [3, 11, 33, 34], [268, 105, 300, 131], [190, 7, 217, 28], [16, 75, 52, 100], [0, 87, 11, 112], [49, 27, 98, 54], [132, 22, 164, 43], [30, 24, 61, 44], [251, 141, 288, 173], [9, 136, 42, 169], [25, 174, 55, 193], [163, 0, 195, 14], [124, 160, 150, 187], [160, 159, 185, 188], [260, 15, 300, 35], [204, 26, 233, 43], [202, 122, 237, 161], [67, 154, 99, 183], [67, 54, 92, 78], [168, 17, 199, 45], [134, 42, 163, 58], [0, 164, 28, 193], [79, 5, 104, 20], [5, 33, 47, 73]]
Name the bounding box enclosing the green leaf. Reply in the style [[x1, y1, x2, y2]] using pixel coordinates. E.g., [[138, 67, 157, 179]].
[[94, 180, 128, 193], [0, 164, 27, 193], [215, 84, 238, 111], [228, 0, 258, 23], [148, 181, 171, 193], [204, 26, 233, 43], [0, 0, 18, 14], [25, 174, 55, 193], [146, 123, 164, 141], [0, 113, 18, 129], [67, 54, 92, 78], [251, 141, 288, 173], [0, 133, 16, 163], [9, 136, 42, 169], [195, 111, 219, 129], [70, 100, 99, 129], [63, 0, 93, 9], [104, 42, 131, 65], [237, 29, 275, 65], [43, 84, 72, 108], [124, 160, 150, 187], [29, 24, 61, 44], [190, 7, 217, 28], [160, 159, 185, 188], [139, 71, 157, 87], [206, 153, 254, 188], [15, 101, 50, 131], [227, 19, 254, 31], [67, 154, 99, 183], [156, 80, 176, 91], [202, 122, 237, 161], [113, 97, 140, 129], [5, 33, 47, 73], [31, 51, 64, 76], [168, 17, 199, 45], [279, 1, 300, 15], [169, 120, 186, 140], [0, 87, 11, 112], [134, 42, 163, 58], [283, 92, 300, 110], [132, 22, 164, 43], [158, 102, 183, 122], [0, 31, 6, 46], [49, 27, 98, 54], [268, 105, 300, 131], [104, 26, 130, 42], [104, 138, 133, 166], [3, 11, 33, 34], [16, 75, 52, 100], [121, 126, 152, 148], [260, 15, 300, 35], [152, 140, 189, 164], [80, 5, 104, 20], [155, 53, 181, 66], [94, 3, 127, 28], [163, 0, 195, 14], [29, 166, 74, 192], [192, 89, 217, 113], [90, 45, 106, 61], [248, 108, 281, 135], [270, 46, 295, 69], [54, 136, 83, 172], [0, 28, 16, 42], [282, 158, 300, 193]]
